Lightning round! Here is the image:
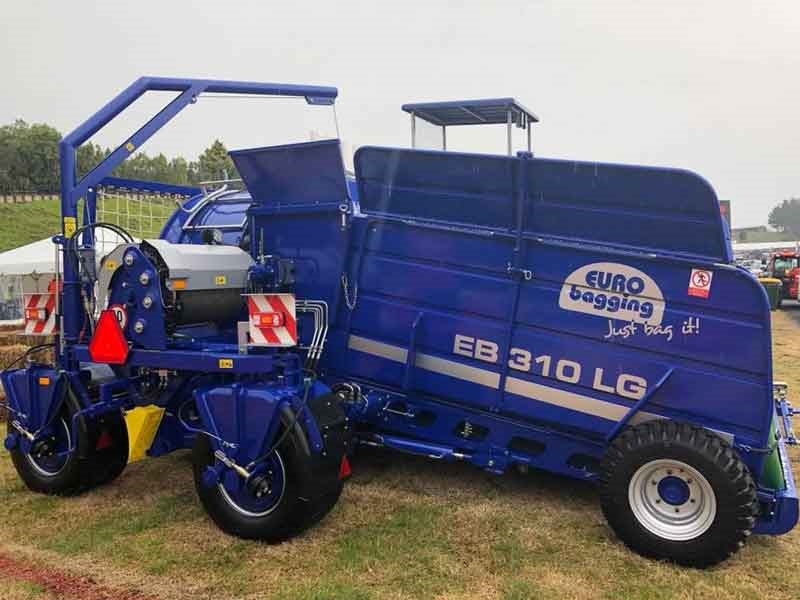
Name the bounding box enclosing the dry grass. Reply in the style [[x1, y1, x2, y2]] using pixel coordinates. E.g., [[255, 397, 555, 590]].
[[0, 312, 798, 599]]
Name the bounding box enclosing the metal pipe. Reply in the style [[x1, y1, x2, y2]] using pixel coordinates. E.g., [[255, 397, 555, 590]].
[[411, 113, 416, 149], [442, 126, 447, 151], [527, 119, 532, 154], [507, 109, 512, 156]]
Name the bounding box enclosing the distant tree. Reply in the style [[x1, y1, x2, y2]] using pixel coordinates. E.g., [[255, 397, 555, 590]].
[[193, 139, 237, 183], [0, 120, 238, 191], [0, 120, 60, 192], [768, 198, 800, 237], [168, 156, 191, 185], [77, 142, 109, 179]]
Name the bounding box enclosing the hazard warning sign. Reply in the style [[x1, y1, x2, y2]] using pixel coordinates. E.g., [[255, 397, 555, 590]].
[[688, 268, 713, 299]]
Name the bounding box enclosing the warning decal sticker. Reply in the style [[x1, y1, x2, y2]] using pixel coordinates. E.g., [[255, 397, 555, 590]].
[[688, 268, 713, 299]]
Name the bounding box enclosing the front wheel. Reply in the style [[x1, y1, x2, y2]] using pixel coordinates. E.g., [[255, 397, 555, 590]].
[[192, 425, 342, 541], [9, 393, 90, 495], [600, 421, 758, 568]]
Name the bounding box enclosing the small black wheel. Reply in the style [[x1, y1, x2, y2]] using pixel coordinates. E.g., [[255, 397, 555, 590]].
[[87, 410, 129, 486], [9, 390, 92, 495], [600, 420, 758, 568], [192, 411, 335, 542]]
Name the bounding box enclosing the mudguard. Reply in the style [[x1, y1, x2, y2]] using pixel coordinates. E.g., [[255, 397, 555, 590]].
[[193, 382, 351, 498], [1, 366, 66, 453]]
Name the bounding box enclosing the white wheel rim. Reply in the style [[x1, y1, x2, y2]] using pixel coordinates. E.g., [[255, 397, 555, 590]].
[[25, 417, 71, 478], [628, 459, 716, 541], [218, 450, 286, 518]]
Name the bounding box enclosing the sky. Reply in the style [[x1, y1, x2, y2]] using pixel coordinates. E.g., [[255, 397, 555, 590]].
[[1, 0, 798, 228]]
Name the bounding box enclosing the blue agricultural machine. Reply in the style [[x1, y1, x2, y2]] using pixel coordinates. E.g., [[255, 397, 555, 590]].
[[1, 77, 797, 567]]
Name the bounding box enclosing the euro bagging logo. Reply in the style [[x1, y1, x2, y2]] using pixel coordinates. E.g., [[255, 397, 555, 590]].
[[558, 262, 665, 325]]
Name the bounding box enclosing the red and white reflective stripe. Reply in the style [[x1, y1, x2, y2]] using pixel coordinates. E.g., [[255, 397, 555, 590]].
[[247, 294, 297, 347], [23, 290, 58, 335]]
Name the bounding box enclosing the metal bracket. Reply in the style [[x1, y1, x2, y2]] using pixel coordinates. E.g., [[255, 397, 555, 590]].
[[605, 367, 674, 443], [506, 262, 532, 281]]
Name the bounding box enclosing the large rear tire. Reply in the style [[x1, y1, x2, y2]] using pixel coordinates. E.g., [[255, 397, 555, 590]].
[[600, 420, 758, 568]]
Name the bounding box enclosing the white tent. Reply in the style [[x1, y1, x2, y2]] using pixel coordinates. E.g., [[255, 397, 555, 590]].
[[732, 240, 800, 253], [0, 238, 57, 277], [0, 232, 134, 323]]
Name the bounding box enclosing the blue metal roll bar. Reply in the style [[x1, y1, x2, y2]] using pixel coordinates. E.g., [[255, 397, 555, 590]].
[[57, 77, 338, 351]]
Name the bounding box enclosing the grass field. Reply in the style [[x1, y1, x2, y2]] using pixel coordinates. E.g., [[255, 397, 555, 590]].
[[0, 194, 176, 253], [0, 198, 61, 253], [0, 310, 798, 599]]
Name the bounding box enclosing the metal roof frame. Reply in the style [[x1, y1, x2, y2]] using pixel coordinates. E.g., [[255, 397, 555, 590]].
[[401, 98, 539, 156]]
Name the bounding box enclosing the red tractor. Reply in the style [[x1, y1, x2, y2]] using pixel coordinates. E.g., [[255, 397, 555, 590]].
[[765, 250, 800, 306]]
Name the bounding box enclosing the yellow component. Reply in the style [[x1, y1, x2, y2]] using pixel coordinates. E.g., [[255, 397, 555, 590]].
[[124, 406, 165, 463], [171, 278, 187, 290], [125, 141, 136, 152], [38, 376, 50, 386], [219, 358, 233, 369], [63, 216, 77, 237], [214, 275, 227, 286], [105, 259, 117, 270]]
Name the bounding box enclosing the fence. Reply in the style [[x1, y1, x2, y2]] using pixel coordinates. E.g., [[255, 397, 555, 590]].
[[0, 193, 58, 204]]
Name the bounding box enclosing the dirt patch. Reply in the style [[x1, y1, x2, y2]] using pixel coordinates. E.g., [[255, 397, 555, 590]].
[[0, 552, 156, 600]]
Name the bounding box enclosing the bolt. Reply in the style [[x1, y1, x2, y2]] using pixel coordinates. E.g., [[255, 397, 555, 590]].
[[651, 480, 657, 485], [686, 479, 692, 484], [667, 470, 673, 475], [655, 499, 661, 504], [675, 508, 680, 513], [690, 499, 696, 503]]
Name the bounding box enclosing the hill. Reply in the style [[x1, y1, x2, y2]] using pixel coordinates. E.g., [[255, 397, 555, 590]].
[[0, 198, 61, 252]]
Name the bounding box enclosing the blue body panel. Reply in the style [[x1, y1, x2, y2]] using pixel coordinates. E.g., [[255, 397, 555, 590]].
[[241, 143, 793, 533]]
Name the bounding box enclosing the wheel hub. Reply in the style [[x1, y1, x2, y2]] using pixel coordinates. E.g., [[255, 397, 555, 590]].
[[628, 459, 717, 541], [25, 418, 72, 478], [657, 475, 691, 506], [218, 451, 286, 518]]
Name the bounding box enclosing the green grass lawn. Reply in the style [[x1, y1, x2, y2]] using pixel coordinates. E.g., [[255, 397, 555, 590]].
[[0, 198, 61, 252], [0, 194, 176, 253]]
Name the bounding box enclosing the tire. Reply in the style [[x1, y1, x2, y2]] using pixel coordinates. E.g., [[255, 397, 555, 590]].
[[192, 409, 341, 542], [87, 410, 129, 487], [9, 390, 92, 495], [599, 420, 758, 568]]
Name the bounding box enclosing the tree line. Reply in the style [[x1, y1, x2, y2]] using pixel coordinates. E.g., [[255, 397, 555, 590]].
[[0, 119, 236, 193], [3, 119, 799, 235], [768, 199, 800, 238]]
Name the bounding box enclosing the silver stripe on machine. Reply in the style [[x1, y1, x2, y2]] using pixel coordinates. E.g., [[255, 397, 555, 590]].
[[348, 335, 501, 389], [504, 377, 660, 423], [348, 335, 408, 363], [416, 353, 501, 389], [347, 334, 661, 423]]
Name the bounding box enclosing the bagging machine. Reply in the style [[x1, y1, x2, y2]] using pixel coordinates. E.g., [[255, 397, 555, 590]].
[[1, 78, 796, 567]]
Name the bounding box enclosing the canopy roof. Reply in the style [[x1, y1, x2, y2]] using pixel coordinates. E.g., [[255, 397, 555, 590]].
[[401, 98, 539, 127], [0, 231, 136, 277], [0, 238, 56, 276]]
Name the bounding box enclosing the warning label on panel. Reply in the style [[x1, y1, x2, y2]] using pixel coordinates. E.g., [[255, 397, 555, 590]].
[[688, 268, 713, 299]]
